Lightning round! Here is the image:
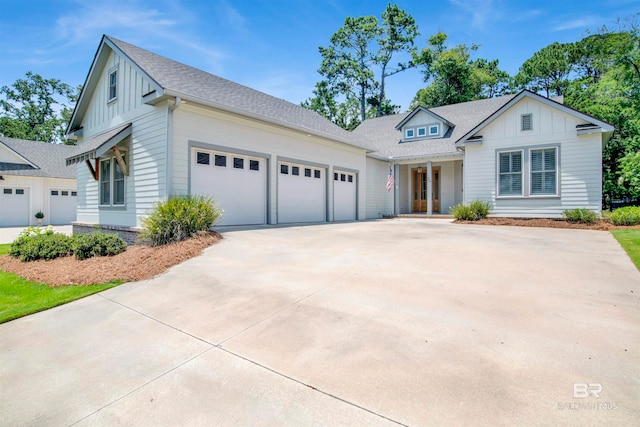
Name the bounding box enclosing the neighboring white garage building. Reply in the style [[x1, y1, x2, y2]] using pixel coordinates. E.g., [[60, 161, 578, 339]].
[[0, 137, 77, 227]]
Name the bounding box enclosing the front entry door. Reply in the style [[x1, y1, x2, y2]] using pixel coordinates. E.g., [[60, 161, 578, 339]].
[[412, 169, 427, 212], [412, 167, 440, 213]]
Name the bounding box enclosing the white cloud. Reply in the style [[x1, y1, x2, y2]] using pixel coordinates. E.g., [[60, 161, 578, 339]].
[[552, 17, 598, 31], [449, 0, 497, 30], [51, 0, 225, 64]]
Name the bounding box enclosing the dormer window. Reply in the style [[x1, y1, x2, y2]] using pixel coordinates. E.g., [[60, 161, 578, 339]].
[[429, 125, 439, 136], [417, 127, 426, 137], [108, 67, 118, 102], [405, 129, 415, 139]]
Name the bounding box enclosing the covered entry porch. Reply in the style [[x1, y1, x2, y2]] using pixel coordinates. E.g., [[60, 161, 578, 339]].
[[391, 155, 463, 215]]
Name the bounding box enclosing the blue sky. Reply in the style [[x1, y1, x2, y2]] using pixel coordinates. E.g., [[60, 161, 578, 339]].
[[1, 0, 638, 111]]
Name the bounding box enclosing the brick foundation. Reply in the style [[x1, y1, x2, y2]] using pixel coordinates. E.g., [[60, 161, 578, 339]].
[[72, 222, 141, 245]]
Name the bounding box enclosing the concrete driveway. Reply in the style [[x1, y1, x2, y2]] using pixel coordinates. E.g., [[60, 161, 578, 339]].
[[1, 220, 638, 426]]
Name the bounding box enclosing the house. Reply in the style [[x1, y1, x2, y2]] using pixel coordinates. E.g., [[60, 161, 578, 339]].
[[354, 92, 614, 217], [65, 35, 613, 240], [0, 137, 77, 227]]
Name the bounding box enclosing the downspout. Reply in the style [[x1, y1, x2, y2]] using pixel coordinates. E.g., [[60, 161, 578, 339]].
[[166, 96, 182, 200]]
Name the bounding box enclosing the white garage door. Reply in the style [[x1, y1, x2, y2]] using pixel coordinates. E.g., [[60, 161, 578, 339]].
[[333, 171, 356, 221], [278, 162, 325, 223], [191, 148, 267, 226], [49, 189, 77, 224], [0, 187, 29, 226]]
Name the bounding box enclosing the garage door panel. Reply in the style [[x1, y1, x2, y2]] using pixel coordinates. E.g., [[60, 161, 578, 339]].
[[50, 189, 77, 225], [334, 171, 356, 221], [278, 163, 325, 224], [0, 187, 29, 226], [191, 150, 267, 226]]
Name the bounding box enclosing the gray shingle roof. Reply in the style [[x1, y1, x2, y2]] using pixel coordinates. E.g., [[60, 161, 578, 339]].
[[0, 137, 76, 179], [106, 36, 369, 149], [66, 123, 132, 165], [353, 94, 517, 159]]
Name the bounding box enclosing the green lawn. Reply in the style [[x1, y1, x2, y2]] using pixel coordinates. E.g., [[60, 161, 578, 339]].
[[0, 243, 121, 323], [611, 230, 640, 271]]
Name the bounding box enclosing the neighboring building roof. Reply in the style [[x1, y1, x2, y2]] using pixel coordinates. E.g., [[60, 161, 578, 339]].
[[353, 94, 516, 159], [69, 35, 369, 150], [0, 137, 76, 179]]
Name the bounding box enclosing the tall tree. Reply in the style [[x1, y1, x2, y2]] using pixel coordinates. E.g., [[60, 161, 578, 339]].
[[314, 3, 418, 125], [374, 3, 418, 117], [412, 32, 511, 108], [515, 42, 579, 97], [0, 72, 78, 144], [318, 15, 379, 122]]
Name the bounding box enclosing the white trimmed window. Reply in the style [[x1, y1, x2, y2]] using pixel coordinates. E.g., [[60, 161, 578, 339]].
[[417, 127, 426, 137], [99, 158, 125, 206], [498, 151, 523, 196], [405, 129, 415, 139], [108, 69, 118, 102], [429, 125, 439, 135], [530, 148, 557, 195]]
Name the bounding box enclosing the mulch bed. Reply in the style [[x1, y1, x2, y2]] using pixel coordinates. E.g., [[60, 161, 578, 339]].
[[455, 217, 640, 231], [0, 232, 222, 286]]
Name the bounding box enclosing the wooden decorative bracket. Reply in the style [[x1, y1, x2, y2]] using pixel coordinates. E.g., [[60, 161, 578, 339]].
[[112, 147, 129, 176], [86, 158, 99, 181]]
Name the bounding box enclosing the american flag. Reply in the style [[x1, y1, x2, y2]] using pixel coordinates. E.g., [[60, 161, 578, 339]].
[[387, 166, 393, 192]]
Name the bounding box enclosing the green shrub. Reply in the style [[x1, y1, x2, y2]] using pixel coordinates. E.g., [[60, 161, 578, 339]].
[[610, 206, 640, 226], [140, 195, 222, 246], [71, 233, 126, 260], [451, 200, 491, 221], [561, 208, 598, 224], [10, 233, 72, 262]]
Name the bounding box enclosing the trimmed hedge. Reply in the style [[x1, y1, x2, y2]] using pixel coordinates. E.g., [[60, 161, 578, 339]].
[[72, 233, 127, 260], [562, 208, 598, 224], [9, 228, 126, 262], [610, 206, 640, 226], [140, 195, 222, 246], [451, 200, 491, 221]]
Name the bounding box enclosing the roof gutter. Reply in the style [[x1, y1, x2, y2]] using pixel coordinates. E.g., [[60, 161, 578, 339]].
[[166, 96, 182, 199]]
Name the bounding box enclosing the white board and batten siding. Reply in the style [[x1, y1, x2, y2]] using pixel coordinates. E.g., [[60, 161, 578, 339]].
[[463, 97, 603, 217], [75, 49, 169, 227], [172, 104, 367, 225]]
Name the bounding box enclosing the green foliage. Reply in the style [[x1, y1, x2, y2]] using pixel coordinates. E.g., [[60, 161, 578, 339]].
[[618, 151, 640, 197], [140, 195, 222, 246], [310, 3, 417, 127], [0, 270, 120, 323], [9, 233, 72, 262], [9, 228, 126, 261], [0, 71, 80, 143], [71, 233, 126, 260], [412, 32, 512, 108], [451, 200, 491, 221], [611, 230, 640, 271], [561, 208, 599, 224], [609, 206, 640, 226], [515, 42, 579, 97]]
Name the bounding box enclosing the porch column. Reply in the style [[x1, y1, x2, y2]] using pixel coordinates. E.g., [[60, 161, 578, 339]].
[[394, 164, 400, 215], [427, 161, 433, 215]]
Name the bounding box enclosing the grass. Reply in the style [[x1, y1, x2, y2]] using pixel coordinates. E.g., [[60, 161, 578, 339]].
[[0, 243, 121, 323], [611, 230, 640, 271]]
